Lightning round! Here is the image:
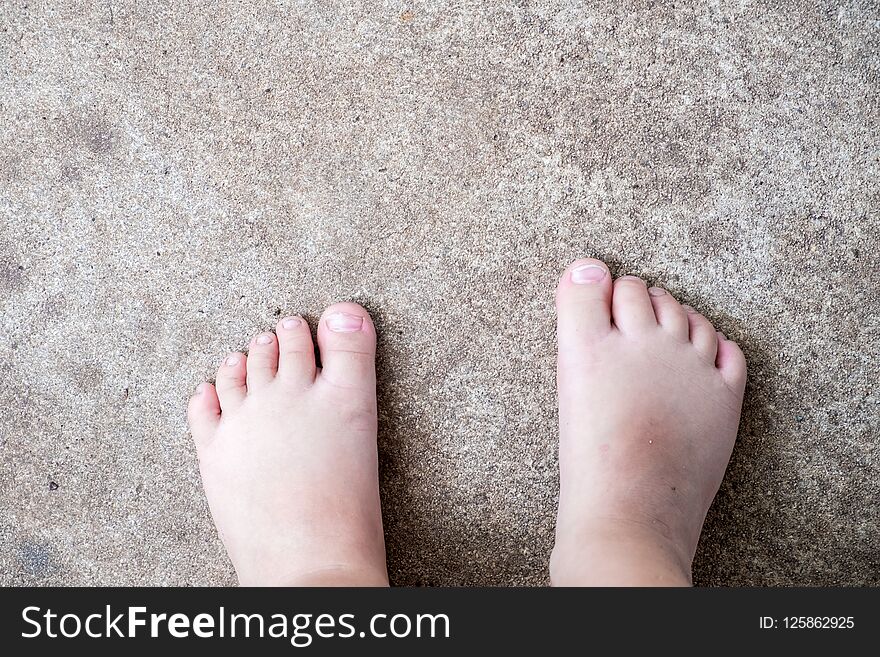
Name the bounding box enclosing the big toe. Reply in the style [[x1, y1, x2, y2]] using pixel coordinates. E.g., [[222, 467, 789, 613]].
[[556, 258, 614, 352], [316, 302, 377, 391]]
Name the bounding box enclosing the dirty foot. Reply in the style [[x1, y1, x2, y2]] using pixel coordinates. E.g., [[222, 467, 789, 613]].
[[551, 259, 747, 586], [187, 302, 387, 586]]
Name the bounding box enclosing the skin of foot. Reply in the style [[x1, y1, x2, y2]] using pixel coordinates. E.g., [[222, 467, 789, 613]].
[[551, 258, 747, 586], [187, 302, 388, 587]]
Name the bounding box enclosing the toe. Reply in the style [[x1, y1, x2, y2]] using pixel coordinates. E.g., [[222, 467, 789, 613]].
[[215, 352, 248, 411], [316, 302, 376, 391], [187, 382, 221, 445], [715, 332, 748, 390], [647, 287, 689, 340], [611, 276, 656, 333], [683, 305, 718, 361], [556, 258, 614, 349], [276, 316, 317, 386], [246, 332, 279, 389]]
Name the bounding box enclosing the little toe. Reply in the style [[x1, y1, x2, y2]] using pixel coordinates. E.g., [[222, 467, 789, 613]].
[[246, 332, 279, 389], [316, 302, 377, 391], [276, 316, 317, 386], [683, 305, 718, 361], [715, 333, 748, 391], [215, 352, 248, 411], [648, 287, 689, 340], [187, 382, 221, 446], [556, 258, 614, 350], [611, 276, 656, 333]]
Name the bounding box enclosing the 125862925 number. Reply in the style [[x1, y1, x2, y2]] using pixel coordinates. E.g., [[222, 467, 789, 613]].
[[783, 617, 854, 629]]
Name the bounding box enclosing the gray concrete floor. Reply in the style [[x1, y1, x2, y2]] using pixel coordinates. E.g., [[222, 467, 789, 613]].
[[1, 1, 878, 585]]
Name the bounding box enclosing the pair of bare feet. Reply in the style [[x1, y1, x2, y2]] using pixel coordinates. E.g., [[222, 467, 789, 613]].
[[187, 259, 747, 586]]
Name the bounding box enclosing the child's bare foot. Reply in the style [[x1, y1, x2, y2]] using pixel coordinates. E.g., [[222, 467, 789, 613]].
[[550, 259, 747, 586], [187, 303, 388, 586]]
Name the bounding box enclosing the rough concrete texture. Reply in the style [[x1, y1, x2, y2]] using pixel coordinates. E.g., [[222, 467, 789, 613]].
[[1, 0, 878, 586]]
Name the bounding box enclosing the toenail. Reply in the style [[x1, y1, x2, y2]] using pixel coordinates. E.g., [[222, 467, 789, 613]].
[[282, 317, 301, 330], [571, 264, 607, 284], [648, 287, 666, 297], [682, 305, 697, 314], [255, 334, 273, 345], [326, 311, 364, 332], [195, 383, 205, 395], [225, 355, 240, 366]]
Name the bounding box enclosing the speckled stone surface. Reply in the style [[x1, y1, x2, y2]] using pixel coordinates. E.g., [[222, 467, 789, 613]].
[[1, 1, 878, 586]]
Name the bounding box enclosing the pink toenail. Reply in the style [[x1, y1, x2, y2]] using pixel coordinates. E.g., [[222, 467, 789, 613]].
[[326, 312, 364, 332], [256, 334, 273, 345], [282, 317, 301, 329], [648, 287, 666, 297], [225, 355, 240, 366], [682, 305, 697, 314], [571, 264, 607, 284]]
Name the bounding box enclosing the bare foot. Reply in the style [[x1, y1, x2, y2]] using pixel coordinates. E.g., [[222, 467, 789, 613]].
[[550, 259, 747, 586], [187, 303, 388, 586]]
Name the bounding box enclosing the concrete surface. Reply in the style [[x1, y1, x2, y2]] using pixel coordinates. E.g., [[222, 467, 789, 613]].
[[1, 0, 878, 586]]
